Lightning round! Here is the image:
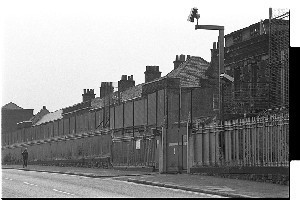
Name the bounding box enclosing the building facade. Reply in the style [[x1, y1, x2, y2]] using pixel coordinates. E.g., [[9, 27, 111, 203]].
[[223, 15, 289, 117], [2, 54, 221, 173]]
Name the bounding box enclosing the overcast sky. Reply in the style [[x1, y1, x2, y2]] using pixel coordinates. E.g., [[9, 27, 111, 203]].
[[0, 0, 298, 114]]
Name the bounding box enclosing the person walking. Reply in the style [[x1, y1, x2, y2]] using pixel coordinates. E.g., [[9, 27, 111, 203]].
[[21, 148, 28, 168]]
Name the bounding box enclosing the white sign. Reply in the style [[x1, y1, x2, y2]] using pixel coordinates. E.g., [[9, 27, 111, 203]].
[[136, 139, 141, 150]]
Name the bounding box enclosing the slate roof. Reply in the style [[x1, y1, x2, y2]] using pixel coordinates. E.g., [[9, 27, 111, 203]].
[[120, 84, 142, 102], [166, 56, 210, 87], [91, 84, 143, 110], [90, 56, 210, 109], [30, 107, 50, 125], [34, 109, 63, 126]]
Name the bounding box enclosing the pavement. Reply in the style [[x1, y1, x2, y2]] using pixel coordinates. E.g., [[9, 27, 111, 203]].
[[2, 164, 289, 199]]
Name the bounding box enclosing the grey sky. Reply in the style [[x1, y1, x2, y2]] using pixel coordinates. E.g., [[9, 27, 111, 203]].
[[0, 0, 297, 114]]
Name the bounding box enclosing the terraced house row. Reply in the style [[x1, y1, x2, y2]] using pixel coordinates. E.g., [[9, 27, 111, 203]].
[[2, 16, 289, 178]]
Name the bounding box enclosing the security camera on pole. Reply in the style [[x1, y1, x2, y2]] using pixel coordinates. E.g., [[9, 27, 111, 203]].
[[188, 7, 226, 170], [187, 7, 225, 122]]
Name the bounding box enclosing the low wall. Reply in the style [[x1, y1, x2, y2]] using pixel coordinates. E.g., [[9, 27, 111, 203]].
[[190, 166, 289, 185]]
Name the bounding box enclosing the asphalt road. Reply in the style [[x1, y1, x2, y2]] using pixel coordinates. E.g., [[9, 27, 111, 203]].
[[2, 169, 222, 198]]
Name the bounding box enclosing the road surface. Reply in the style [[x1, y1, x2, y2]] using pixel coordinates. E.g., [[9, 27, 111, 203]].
[[2, 169, 223, 198]]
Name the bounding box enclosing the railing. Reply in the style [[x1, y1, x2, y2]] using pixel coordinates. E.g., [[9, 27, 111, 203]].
[[192, 113, 289, 167]]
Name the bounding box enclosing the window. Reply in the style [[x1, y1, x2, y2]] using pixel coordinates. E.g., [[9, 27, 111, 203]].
[[213, 94, 219, 111]]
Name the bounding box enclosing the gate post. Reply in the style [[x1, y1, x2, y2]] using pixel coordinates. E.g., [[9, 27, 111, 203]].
[[187, 130, 194, 173], [159, 126, 167, 173]]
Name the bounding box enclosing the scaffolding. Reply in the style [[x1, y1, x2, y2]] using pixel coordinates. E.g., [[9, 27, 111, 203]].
[[268, 8, 290, 109]]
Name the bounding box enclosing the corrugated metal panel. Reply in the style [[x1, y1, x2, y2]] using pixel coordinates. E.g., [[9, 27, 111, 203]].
[[70, 116, 76, 134], [110, 107, 115, 129], [124, 101, 133, 127], [134, 99, 146, 126], [8, 132, 11, 144], [115, 104, 123, 129], [48, 123, 53, 137], [76, 115, 83, 133], [11, 132, 15, 144], [25, 128, 30, 141], [22, 128, 29, 143], [2, 133, 6, 145], [99, 109, 104, 128], [168, 89, 180, 126], [21, 129, 25, 142], [103, 107, 110, 128], [89, 112, 96, 131], [63, 118, 70, 135], [34, 126, 38, 140], [17, 130, 22, 143], [95, 110, 100, 129], [45, 123, 50, 138], [30, 127, 34, 140], [53, 120, 59, 137], [11, 131, 17, 143], [41, 124, 47, 139], [181, 90, 191, 121], [95, 109, 104, 129], [59, 119, 64, 136], [9, 132, 15, 144], [75, 114, 81, 133], [147, 92, 156, 125], [77, 114, 82, 133], [157, 89, 165, 126], [83, 113, 89, 132], [81, 114, 86, 132]]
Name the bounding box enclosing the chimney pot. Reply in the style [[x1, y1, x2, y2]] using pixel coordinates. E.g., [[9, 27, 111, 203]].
[[187, 55, 190, 60], [43, 106, 46, 110]]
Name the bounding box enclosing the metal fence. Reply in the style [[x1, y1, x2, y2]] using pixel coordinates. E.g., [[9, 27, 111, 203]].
[[192, 113, 289, 167]]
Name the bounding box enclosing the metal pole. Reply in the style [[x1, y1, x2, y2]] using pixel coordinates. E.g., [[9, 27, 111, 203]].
[[187, 119, 189, 173], [219, 29, 225, 121]]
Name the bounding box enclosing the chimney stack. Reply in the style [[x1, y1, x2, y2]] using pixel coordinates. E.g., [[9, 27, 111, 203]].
[[211, 41, 219, 59], [100, 82, 114, 98], [82, 89, 96, 102], [118, 75, 135, 92], [173, 54, 186, 69], [144, 66, 161, 83], [206, 42, 219, 79]]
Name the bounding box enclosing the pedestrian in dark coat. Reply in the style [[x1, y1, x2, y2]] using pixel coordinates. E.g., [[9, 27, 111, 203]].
[[22, 148, 28, 168]]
